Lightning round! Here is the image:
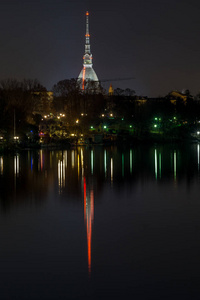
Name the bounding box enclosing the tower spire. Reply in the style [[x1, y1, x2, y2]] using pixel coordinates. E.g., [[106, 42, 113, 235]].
[[84, 11, 92, 66], [85, 11, 90, 54]]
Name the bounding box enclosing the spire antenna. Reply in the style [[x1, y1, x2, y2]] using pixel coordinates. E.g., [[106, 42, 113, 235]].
[[85, 11, 90, 54]]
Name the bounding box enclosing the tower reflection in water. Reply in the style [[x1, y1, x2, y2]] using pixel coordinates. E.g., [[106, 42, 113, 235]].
[[56, 149, 95, 274], [84, 177, 94, 275]]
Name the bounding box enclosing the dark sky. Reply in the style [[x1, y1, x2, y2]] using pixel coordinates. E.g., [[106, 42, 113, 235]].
[[0, 0, 200, 96]]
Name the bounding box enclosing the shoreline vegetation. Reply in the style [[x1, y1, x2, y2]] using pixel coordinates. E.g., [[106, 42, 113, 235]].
[[0, 78, 200, 152], [0, 132, 199, 153]]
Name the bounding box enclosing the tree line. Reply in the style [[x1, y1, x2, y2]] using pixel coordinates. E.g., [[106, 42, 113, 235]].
[[1, 77, 200, 140]]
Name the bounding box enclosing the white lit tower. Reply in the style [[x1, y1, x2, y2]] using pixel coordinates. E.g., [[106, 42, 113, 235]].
[[78, 11, 99, 90]]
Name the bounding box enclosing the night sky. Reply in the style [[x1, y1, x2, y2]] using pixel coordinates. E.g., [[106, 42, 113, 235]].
[[0, 0, 200, 97]]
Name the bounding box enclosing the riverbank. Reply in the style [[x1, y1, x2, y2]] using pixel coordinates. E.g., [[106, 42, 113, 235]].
[[0, 133, 198, 153]]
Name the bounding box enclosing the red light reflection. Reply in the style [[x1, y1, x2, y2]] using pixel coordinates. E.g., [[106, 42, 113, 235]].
[[84, 178, 94, 275]]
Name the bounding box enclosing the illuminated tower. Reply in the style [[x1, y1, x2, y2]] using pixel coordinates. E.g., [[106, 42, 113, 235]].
[[78, 11, 99, 90]]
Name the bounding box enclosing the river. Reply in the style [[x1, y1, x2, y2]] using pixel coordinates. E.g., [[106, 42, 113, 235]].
[[0, 143, 200, 299]]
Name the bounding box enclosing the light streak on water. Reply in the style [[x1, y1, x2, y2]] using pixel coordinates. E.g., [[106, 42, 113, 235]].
[[63, 158, 65, 185], [64, 151, 67, 168], [130, 149, 132, 174], [81, 148, 84, 176], [159, 153, 162, 178], [81, 148, 84, 168], [174, 150, 177, 181], [78, 154, 80, 177], [83, 177, 94, 276], [58, 160, 61, 189], [72, 150, 75, 168], [111, 158, 113, 183], [50, 152, 52, 169], [86, 189, 94, 276], [14, 155, 19, 176], [104, 149, 107, 177], [155, 149, 157, 180], [58, 159, 65, 192], [122, 153, 124, 177], [198, 144, 200, 171], [40, 150, 43, 171], [91, 150, 93, 174], [0, 157, 3, 175]]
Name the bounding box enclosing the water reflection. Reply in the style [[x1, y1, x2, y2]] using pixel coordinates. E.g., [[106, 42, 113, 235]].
[[1, 144, 200, 299], [14, 154, 19, 177], [155, 148, 157, 180], [1, 144, 200, 206], [174, 150, 177, 181], [1, 144, 200, 273], [91, 150, 94, 175], [122, 153, 124, 177], [159, 152, 162, 179], [130, 149, 132, 174], [104, 149, 107, 177], [58, 158, 65, 192], [0, 156, 3, 175], [83, 177, 94, 275], [111, 157, 113, 184], [71, 150, 75, 168], [39, 149, 44, 171]]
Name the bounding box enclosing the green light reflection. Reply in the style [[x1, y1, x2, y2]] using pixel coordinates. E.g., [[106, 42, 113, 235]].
[[155, 149, 157, 180]]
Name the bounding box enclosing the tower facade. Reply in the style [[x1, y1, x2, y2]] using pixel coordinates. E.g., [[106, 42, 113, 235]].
[[78, 11, 99, 90]]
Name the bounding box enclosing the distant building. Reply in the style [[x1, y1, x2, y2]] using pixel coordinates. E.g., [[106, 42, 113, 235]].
[[78, 11, 99, 91], [168, 91, 187, 104]]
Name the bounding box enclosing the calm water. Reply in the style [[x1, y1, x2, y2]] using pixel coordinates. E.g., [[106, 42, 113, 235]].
[[0, 144, 200, 299]]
